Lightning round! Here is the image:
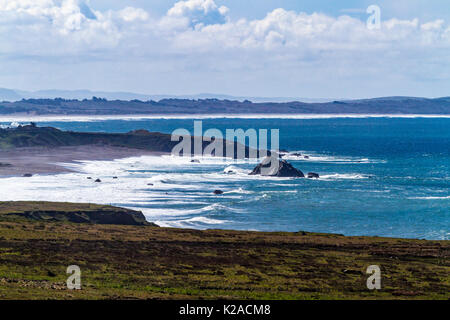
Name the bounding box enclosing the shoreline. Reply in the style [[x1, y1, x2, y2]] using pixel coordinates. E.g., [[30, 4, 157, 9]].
[[0, 145, 167, 176], [1, 113, 450, 122]]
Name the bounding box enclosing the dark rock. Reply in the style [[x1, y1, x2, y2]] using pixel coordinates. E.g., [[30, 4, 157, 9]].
[[213, 190, 224, 195], [95, 179, 101, 183], [343, 269, 362, 275], [249, 156, 304, 178], [0, 163, 12, 167], [7, 207, 157, 226], [23, 173, 33, 177], [127, 129, 151, 136], [47, 270, 56, 277], [307, 172, 320, 179]]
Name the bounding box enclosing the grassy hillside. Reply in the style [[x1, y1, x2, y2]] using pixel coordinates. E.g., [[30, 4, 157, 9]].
[[0, 201, 448, 300]]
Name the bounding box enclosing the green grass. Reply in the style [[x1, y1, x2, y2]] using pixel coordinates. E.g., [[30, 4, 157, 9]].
[[0, 202, 448, 300]]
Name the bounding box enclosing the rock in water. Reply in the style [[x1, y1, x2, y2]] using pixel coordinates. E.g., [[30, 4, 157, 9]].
[[95, 179, 102, 183], [307, 172, 320, 179], [249, 156, 304, 178], [213, 190, 224, 195], [23, 173, 33, 177]]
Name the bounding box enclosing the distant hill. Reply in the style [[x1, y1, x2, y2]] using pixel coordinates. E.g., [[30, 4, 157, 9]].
[[0, 96, 449, 115], [0, 88, 22, 102], [0, 88, 333, 103]]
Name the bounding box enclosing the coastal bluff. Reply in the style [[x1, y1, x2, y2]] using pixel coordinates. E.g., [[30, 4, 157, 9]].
[[0, 124, 257, 157], [0, 201, 154, 226]]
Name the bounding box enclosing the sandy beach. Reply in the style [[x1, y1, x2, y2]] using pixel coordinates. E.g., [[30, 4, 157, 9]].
[[0, 145, 166, 176]]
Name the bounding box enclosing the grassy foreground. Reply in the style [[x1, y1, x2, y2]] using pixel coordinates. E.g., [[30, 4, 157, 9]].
[[0, 202, 448, 300]]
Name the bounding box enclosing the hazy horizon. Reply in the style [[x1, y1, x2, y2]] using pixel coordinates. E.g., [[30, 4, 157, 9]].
[[1, 87, 449, 103]]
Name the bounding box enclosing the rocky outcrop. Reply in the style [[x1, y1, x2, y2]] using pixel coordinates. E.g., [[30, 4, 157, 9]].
[[1, 202, 155, 226], [249, 156, 304, 178], [307, 172, 320, 179]]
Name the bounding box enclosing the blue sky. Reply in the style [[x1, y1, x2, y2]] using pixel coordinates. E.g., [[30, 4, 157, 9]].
[[91, 0, 450, 21], [0, 0, 449, 99]]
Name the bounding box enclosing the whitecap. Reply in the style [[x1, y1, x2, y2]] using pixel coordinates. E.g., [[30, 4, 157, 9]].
[[319, 173, 369, 180], [409, 196, 450, 200]]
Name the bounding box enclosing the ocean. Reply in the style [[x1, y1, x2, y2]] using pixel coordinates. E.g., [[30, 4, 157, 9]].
[[1, 116, 449, 240]]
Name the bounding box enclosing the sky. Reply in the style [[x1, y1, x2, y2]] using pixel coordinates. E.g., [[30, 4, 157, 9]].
[[0, 0, 449, 99]]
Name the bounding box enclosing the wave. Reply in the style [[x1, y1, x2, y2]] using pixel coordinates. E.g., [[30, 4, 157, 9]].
[[409, 196, 450, 200], [223, 187, 254, 194], [155, 216, 229, 228], [2, 113, 450, 122], [223, 166, 250, 175], [319, 173, 370, 180], [0, 121, 20, 129], [199, 203, 246, 213], [282, 151, 383, 164]]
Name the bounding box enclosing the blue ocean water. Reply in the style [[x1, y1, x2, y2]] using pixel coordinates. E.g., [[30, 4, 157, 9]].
[[3, 117, 449, 239]]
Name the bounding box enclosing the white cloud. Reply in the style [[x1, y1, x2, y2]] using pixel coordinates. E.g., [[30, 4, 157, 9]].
[[1, 0, 449, 55], [0, 0, 151, 55], [167, 0, 228, 26], [0, 0, 449, 97], [117, 7, 148, 22]]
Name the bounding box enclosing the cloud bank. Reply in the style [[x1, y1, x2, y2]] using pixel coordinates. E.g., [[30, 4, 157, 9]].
[[1, 0, 449, 97]]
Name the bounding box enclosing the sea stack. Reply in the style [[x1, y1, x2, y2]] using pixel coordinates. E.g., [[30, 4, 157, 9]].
[[249, 156, 305, 178]]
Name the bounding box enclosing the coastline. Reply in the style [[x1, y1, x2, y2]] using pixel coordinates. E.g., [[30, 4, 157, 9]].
[[1, 123, 447, 240], [0, 145, 167, 176], [1, 113, 450, 123]]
